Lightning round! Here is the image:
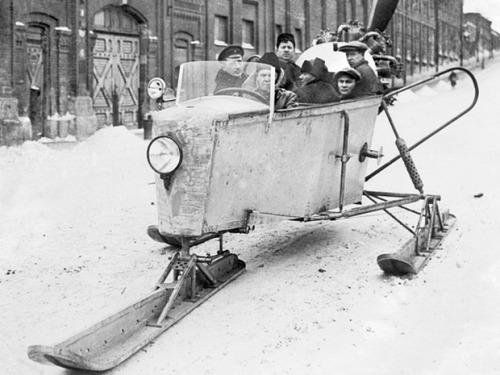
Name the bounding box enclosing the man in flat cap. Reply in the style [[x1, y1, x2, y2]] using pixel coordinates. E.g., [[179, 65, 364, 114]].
[[214, 45, 248, 93], [275, 33, 301, 91], [338, 41, 382, 97], [333, 67, 361, 101], [293, 58, 338, 104]]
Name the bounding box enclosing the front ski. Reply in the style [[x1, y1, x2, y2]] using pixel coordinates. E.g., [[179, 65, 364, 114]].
[[28, 251, 245, 371]]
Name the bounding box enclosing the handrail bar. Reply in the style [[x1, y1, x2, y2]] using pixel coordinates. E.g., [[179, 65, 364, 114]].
[[365, 67, 479, 182]]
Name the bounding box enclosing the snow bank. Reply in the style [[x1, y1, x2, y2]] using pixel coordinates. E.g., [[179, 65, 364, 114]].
[[0, 126, 151, 262], [414, 85, 437, 97], [435, 80, 453, 92], [395, 89, 419, 103], [76, 125, 144, 152]]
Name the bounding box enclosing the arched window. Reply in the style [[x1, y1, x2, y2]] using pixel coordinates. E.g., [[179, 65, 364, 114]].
[[174, 32, 195, 66], [93, 6, 139, 34]]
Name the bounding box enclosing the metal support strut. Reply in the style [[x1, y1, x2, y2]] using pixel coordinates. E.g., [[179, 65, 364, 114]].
[[359, 67, 477, 275], [381, 100, 424, 193], [150, 237, 245, 327], [336, 110, 351, 212]]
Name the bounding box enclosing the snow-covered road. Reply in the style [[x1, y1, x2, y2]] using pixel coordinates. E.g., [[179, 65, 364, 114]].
[[1, 60, 499, 375]]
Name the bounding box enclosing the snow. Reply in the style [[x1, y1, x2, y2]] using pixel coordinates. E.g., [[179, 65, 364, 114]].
[[414, 85, 437, 97], [1, 62, 500, 375]]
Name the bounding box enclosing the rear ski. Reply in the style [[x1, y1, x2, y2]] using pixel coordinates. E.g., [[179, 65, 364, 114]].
[[376, 199, 457, 276]]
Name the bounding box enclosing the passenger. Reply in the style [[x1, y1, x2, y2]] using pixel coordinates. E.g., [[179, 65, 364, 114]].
[[338, 41, 382, 97], [333, 67, 361, 101], [214, 45, 248, 93], [275, 33, 301, 91], [257, 52, 298, 110], [294, 58, 339, 104]]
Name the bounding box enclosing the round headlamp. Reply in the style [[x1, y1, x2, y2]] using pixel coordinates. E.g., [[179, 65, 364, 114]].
[[147, 136, 182, 174]]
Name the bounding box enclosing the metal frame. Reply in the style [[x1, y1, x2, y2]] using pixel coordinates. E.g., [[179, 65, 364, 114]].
[[271, 67, 478, 275], [156, 67, 478, 274]]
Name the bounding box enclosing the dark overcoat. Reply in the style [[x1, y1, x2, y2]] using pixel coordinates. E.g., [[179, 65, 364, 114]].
[[275, 88, 298, 109], [294, 79, 339, 104], [279, 59, 301, 91], [255, 88, 298, 110], [351, 60, 382, 97]]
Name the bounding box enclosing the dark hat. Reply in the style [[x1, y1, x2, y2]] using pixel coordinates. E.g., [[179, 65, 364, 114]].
[[334, 67, 362, 81], [301, 58, 330, 80], [276, 33, 296, 48], [217, 45, 244, 61], [258, 52, 281, 76], [246, 54, 261, 62], [338, 41, 368, 53]]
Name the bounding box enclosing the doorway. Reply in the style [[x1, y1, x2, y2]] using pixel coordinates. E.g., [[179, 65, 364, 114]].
[[26, 25, 48, 138], [92, 6, 140, 128]]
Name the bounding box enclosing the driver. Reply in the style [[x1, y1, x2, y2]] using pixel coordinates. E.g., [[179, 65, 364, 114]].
[[214, 45, 248, 93]]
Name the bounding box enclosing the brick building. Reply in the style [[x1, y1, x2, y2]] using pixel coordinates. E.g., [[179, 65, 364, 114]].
[[385, 0, 463, 81], [492, 30, 500, 54], [463, 12, 494, 65], [0, 0, 496, 146]]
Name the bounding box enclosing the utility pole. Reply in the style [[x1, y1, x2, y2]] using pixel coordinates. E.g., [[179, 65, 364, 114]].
[[434, 0, 439, 71], [0, 0, 24, 146], [459, 0, 464, 66]]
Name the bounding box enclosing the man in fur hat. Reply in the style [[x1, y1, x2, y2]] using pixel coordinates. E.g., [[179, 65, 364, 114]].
[[338, 41, 382, 97], [214, 45, 248, 93], [293, 58, 339, 104], [275, 33, 301, 91]]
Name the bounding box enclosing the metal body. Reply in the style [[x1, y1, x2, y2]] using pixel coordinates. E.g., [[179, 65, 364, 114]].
[[153, 95, 381, 237]]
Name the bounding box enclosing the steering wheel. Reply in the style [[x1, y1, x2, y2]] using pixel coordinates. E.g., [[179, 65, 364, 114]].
[[213, 87, 268, 104]]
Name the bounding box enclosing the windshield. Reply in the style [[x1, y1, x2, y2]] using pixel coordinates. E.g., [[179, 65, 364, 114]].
[[176, 61, 275, 108]]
